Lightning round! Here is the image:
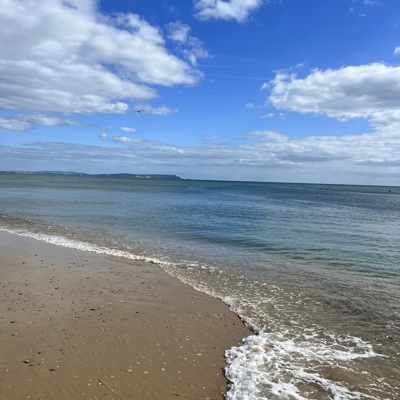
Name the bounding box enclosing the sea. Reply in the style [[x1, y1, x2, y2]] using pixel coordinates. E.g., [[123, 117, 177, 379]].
[[0, 173, 399, 400]]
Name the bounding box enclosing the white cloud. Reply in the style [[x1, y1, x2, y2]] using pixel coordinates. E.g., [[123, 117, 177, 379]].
[[0, 118, 32, 132], [0, 113, 84, 132], [121, 127, 137, 133], [111, 136, 134, 144], [269, 63, 400, 130], [194, 0, 265, 22], [167, 21, 191, 43], [0, 0, 200, 116], [260, 112, 274, 118], [395, 47, 400, 55], [136, 104, 178, 116]]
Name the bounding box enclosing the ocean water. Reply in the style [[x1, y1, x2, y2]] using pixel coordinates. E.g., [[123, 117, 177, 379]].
[[0, 174, 399, 400]]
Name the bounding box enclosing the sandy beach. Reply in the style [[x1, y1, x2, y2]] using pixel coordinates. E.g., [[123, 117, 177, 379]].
[[0, 230, 251, 399]]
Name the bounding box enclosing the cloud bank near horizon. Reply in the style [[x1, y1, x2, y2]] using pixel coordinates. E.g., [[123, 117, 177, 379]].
[[1, 124, 399, 184]]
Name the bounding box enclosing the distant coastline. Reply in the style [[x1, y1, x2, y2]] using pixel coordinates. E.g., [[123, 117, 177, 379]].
[[0, 171, 182, 180]]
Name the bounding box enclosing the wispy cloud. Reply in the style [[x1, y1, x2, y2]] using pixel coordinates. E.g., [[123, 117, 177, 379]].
[[167, 21, 209, 66]]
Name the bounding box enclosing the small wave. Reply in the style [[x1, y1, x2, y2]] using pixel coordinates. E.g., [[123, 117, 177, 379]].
[[0, 227, 169, 267]]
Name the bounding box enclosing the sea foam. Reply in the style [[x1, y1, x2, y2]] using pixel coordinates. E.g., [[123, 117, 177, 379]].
[[225, 330, 381, 400]]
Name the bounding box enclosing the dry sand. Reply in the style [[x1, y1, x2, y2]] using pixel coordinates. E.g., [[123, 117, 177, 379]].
[[0, 231, 251, 399]]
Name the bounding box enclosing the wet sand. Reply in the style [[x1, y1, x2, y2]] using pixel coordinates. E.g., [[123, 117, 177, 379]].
[[0, 231, 250, 399]]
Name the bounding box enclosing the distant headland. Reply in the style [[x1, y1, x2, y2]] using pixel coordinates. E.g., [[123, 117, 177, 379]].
[[0, 171, 182, 180]]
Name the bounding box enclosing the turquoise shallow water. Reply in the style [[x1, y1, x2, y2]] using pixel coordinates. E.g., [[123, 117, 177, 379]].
[[1, 174, 399, 399]]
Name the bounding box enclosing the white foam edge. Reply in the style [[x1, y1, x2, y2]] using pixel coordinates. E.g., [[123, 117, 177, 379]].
[[0, 227, 170, 267]]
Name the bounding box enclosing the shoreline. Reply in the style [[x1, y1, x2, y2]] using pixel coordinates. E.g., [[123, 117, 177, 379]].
[[0, 230, 251, 399]]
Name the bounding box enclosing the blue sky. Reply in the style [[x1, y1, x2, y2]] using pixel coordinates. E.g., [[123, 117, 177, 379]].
[[1, 0, 400, 184]]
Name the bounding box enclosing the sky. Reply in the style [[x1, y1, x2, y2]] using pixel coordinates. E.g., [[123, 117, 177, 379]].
[[1, 0, 400, 184]]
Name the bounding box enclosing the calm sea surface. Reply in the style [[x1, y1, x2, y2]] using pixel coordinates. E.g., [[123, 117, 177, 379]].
[[0, 174, 399, 399]]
